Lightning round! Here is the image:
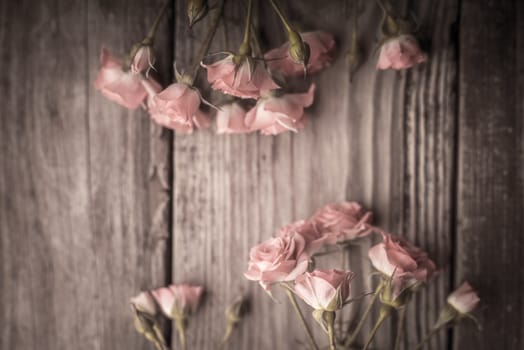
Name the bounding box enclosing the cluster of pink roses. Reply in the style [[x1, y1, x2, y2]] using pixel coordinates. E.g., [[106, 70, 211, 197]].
[[244, 201, 480, 349]]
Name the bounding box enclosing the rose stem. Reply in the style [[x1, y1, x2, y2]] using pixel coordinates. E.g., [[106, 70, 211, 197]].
[[326, 311, 337, 350], [190, 0, 225, 83], [346, 282, 384, 346], [415, 325, 442, 350], [175, 319, 187, 350], [238, 0, 253, 54], [362, 305, 392, 350], [338, 245, 347, 338], [393, 307, 407, 350], [283, 286, 320, 350], [145, 0, 170, 43], [268, 0, 293, 33]]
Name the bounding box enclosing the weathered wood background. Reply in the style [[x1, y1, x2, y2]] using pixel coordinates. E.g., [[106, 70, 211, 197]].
[[0, 0, 522, 349]]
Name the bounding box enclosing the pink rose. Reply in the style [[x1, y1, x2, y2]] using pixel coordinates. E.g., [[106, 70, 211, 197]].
[[131, 45, 155, 74], [277, 220, 336, 254], [265, 31, 336, 77], [152, 284, 203, 319], [244, 233, 310, 290], [245, 84, 315, 135], [447, 282, 480, 314], [377, 35, 427, 70], [368, 233, 436, 298], [143, 80, 210, 133], [94, 48, 156, 109], [216, 102, 250, 134], [130, 291, 157, 316], [311, 201, 373, 242], [202, 55, 279, 99], [295, 269, 355, 311]]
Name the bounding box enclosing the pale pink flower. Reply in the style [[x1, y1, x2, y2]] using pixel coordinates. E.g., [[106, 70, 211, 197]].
[[94, 48, 154, 109], [311, 202, 373, 242], [152, 284, 204, 319], [265, 31, 336, 77], [216, 102, 250, 134], [131, 45, 155, 74], [245, 84, 315, 135], [377, 35, 427, 70], [244, 233, 310, 290], [130, 291, 157, 316], [277, 220, 336, 254], [295, 269, 355, 311], [143, 80, 210, 133], [447, 282, 480, 314], [368, 233, 436, 298], [202, 55, 279, 99]]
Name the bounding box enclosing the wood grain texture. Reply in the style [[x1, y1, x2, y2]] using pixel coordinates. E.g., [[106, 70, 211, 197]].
[[0, 1, 171, 349], [455, 0, 524, 349], [171, 1, 458, 349]]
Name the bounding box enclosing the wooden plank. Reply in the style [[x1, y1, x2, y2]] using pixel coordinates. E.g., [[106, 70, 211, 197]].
[[0, 1, 171, 349], [455, 1, 524, 349], [171, 1, 458, 349]]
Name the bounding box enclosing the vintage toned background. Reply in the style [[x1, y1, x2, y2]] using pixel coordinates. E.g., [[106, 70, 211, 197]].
[[1, 0, 523, 349]]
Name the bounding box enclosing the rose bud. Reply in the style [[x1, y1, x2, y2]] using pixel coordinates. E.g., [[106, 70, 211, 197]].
[[94, 48, 156, 109], [202, 54, 280, 99], [377, 34, 427, 70], [244, 232, 310, 291], [287, 29, 310, 75], [216, 102, 251, 134], [131, 45, 155, 74], [295, 269, 355, 311], [265, 31, 336, 77], [152, 284, 204, 320], [447, 282, 480, 315], [368, 232, 436, 305], [245, 84, 315, 135], [130, 291, 158, 316], [311, 201, 373, 243], [187, 0, 208, 28], [142, 79, 210, 133], [277, 220, 337, 254]]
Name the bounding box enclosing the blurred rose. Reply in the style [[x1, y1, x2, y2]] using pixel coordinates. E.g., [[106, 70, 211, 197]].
[[244, 233, 310, 290], [130, 291, 157, 316], [131, 45, 155, 74], [377, 35, 427, 70], [265, 31, 336, 77], [311, 201, 373, 242], [245, 84, 315, 135], [368, 233, 436, 298], [216, 102, 250, 134], [447, 282, 480, 314], [95, 48, 155, 109], [295, 269, 355, 311], [277, 220, 336, 254], [152, 284, 203, 319], [142, 80, 209, 133], [202, 54, 279, 99]]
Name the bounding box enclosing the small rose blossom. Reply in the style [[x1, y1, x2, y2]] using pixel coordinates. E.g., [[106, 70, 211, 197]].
[[277, 220, 336, 254], [447, 282, 480, 314], [294, 269, 355, 311], [245, 84, 315, 135], [130, 291, 157, 316], [131, 45, 155, 74], [202, 55, 280, 99], [377, 35, 427, 70], [265, 31, 336, 77], [368, 233, 436, 298], [311, 201, 373, 242], [152, 284, 203, 319], [94, 48, 154, 109], [143, 80, 209, 133], [244, 233, 310, 290], [216, 102, 250, 134]]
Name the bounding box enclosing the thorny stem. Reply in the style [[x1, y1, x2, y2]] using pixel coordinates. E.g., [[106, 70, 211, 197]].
[[346, 282, 384, 346], [190, 0, 225, 83], [362, 305, 391, 350], [268, 0, 292, 33], [393, 307, 407, 350], [283, 285, 320, 350]]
